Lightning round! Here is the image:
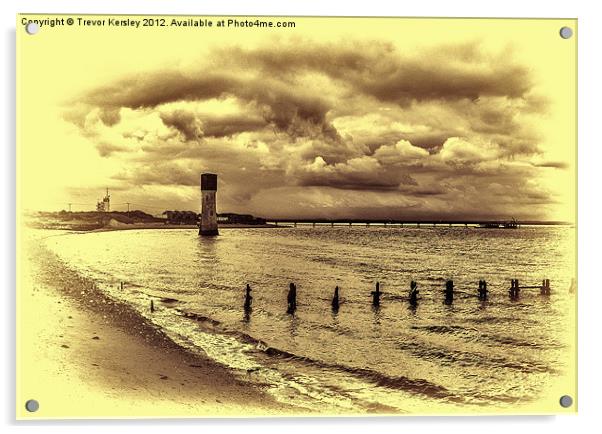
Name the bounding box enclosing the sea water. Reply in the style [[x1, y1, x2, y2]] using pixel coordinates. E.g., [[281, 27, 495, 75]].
[[43, 226, 576, 413]]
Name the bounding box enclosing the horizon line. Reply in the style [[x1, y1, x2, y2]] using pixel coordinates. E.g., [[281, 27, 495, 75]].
[[33, 210, 573, 225]]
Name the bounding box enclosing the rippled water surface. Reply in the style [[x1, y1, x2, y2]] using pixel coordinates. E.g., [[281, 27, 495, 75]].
[[44, 226, 576, 413]]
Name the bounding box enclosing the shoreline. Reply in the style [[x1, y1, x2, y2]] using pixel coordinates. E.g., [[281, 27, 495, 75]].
[[18, 238, 302, 418], [97, 222, 283, 231], [34, 222, 286, 232], [31, 222, 572, 233]]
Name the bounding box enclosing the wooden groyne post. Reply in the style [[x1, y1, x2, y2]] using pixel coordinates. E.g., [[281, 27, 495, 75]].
[[409, 281, 419, 306], [444, 280, 454, 303], [371, 282, 382, 307], [509, 279, 520, 299], [245, 278, 557, 313], [508, 279, 550, 297], [478, 280, 488, 300], [244, 284, 253, 310], [332, 286, 340, 312], [287, 282, 297, 314]]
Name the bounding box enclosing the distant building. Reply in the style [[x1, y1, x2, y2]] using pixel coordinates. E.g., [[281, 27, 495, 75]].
[[96, 188, 110, 212]]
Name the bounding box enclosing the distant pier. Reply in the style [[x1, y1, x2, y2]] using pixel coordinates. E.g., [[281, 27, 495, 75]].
[[267, 219, 530, 228]]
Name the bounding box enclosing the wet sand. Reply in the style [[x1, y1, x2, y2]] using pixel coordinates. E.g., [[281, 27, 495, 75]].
[[17, 240, 301, 418]]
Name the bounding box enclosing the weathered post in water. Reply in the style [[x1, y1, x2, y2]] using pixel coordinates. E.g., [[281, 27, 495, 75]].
[[540, 279, 551, 295], [509, 279, 520, 299], [409, 280, 419, 306], [444, 280, 454, 303], [150, 299, 155, 313], [199, 173, 219, 236], [287, 283, 297, 314], [244, 284, 253, 310], [371, 282, 382, 307], [478, 280, 488, 300], [332, 286, 340, 312]]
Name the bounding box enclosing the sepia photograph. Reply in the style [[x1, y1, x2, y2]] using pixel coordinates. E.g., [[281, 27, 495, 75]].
[[16, 15, 577, 418]]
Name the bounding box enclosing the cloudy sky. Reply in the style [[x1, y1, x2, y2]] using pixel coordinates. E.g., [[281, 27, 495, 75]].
[[21, 19, 576, 221]]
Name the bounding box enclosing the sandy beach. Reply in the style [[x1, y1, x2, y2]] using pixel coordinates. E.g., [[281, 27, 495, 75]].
[[17, 238, 300, 419]]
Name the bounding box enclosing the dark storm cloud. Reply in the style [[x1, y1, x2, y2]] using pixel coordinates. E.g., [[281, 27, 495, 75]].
[[359, 63, 529, 106], [201, 116, 267, 138], [159, 110, 267, 141], [79, 71, 339, 144], [398, 186, 447, 196], [401, 132, 451, 150], [84, 72, 234, 109], [218, 41, 533, 104], [533, 161, 569, 169], [297, 167, 418, 191], [74, 40, 539, 148], [159, 110, 203, 141], [98, 107, 121, 126], [66, 38, 560, 220], [72, 40, 541, 145]]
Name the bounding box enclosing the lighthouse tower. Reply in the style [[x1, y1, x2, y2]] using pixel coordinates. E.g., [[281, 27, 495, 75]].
[[199, 173, 219, 236]]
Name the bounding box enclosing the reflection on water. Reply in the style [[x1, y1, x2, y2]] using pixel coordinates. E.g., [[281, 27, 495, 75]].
[[44, 226, 575, 412]]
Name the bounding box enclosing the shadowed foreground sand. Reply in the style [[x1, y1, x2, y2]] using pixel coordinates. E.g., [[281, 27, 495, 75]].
[[17, 241, 302, 419]]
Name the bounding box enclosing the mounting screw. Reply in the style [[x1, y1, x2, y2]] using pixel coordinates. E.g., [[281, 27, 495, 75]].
[[25, 22, 39, 35], [559, 27, 573, 39], [559, 395, 573, 408], [25, 399, 39, 412]]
